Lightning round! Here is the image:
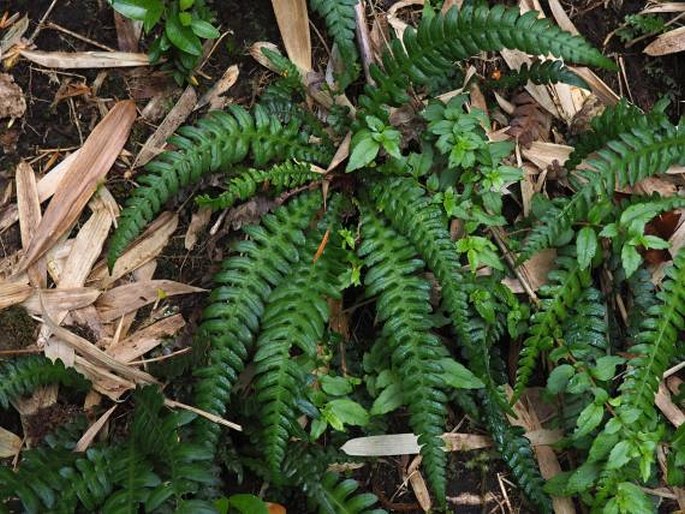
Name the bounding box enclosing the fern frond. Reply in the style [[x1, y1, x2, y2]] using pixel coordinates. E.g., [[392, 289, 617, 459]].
[[566, 99, 668, 170], [278, 443, 385, 514], [484, 60, 589, 91], [0, 356, 90, 409], [254, 232, 344, 472], [191, 192, 323, 452], [107, 104, 332, 269], [308, 0, 359, 89], [358, 3, 613, 117], [514, 253, 591, 401], [521, 119, 685, 261], [359, 205, 448, 501], [196, 161, 322, 211]]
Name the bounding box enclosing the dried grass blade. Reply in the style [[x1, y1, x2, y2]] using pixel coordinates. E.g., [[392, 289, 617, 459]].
[[271, 0, 312, 72], [15, 161, 46, 287], [19, 100, 136, 271], [20, 50, 149, 68]]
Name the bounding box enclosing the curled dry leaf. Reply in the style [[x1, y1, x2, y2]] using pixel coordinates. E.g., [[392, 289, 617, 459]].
[[0, 72, 26, 119], [18, 100, 137, 272], [644, 26, 685, 56], [506, 91, 552, 148]]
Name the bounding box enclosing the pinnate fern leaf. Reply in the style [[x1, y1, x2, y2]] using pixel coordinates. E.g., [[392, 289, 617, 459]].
[[359, 205, 448, 501], [196, 160, 321, 211], [485, 60, 589, 91], [192, 192, 323, 452], [254, 230, 344, 472], [358, 2, 614, 117], [0, 355, 89, 409], [107, 104, 331, 269], [521, 119, 685, 261]]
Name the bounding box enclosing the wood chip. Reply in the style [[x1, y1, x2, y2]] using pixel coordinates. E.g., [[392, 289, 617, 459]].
[[0, 282, 33, 309]]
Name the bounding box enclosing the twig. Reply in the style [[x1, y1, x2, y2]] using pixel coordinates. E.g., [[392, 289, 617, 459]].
[[489, 226, 540, 305], [164, 398, 242, 431], [354, 0, 375, 85], [44, 22, 116, 52], [27, 0, 58, 44]]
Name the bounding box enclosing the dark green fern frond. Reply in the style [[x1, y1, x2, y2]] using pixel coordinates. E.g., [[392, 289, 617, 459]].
[[483, 60, 589, 91], [566, 99, 669, 170], [278, 443, 385, 514], [308, 0, 359, 89], [521, 119, 685, 261], [357, 3, 614, 117], [107, 104, 332, 269], [196, 161, 322, 211], [359, 205, 448, 502], [192, 192, 323, 452], [481, 392, 552, 513], [254, 233, 344, 472], [0, 355, 90, 409], [513, 252, 591, 401]]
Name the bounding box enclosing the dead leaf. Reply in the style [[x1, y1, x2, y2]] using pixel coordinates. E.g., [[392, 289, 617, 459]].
[[195, 64, 239, 111], [74, 405, 117, 452], [0, 281, 33, 309], [0, 72, 25, 119], [645, 26, 685, 55], [271, 0, 311, 72], [184, 206, 212, 251], [18, 100, 136, 271], [96, 280, 205, 322], [0, 426, 21, 458], [20, 49, 149, 68], [113, 12, 142, 53], [15, 162, 46, 287], [22, 287, 100, 316], [267, 504, 287, 514], [506, 91, 552, 148], [407, 456, 432, 512], [106, 314, 185, 363]]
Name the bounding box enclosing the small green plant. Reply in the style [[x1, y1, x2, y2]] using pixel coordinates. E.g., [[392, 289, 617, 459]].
[[110, 0, 219, 84], [616, 14, 667, 44]]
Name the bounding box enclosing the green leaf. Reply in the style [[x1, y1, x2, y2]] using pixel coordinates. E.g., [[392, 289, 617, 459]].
[[320, 375, 353, 397], [325, 399, 369, 430], [438, 358, 485, 389], [591, 355, 626, 381], [165, 13, 203, 55], [642, 234, 670, 250], [576, 226, 598, 269], [547, 364, 574, 394], [614, 482, 655, 513], [566, 462, 600, 494], [607, 440, 634, 470], [179, 0, 194, 10], [227, 494, 269, 514], [574, 402, 604, 438], [599, 223, 619, 238], [111, 0, 159, 20], [191, 19, 220, 39], [621, 244, 643, 278], [371, 382, 404, 416], [178, 11, 192, 26], [346, 130, 380, 172]]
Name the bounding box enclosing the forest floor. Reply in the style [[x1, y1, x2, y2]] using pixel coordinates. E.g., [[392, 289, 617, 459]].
[[0, 0, 683, 513]]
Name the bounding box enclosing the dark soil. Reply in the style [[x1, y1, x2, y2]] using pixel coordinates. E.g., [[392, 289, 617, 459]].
[[0, 0, 681, 512]]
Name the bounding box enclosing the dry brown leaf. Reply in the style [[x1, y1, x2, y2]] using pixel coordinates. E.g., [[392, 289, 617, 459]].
[[522, 142, 572, 171], [249, 42, 282, 71], [195, 64, 239, 111], [106, 313, 185, 363], [326, 131, 351, 172], [407, 456, 432, 512], [655, 382, 685, 427], [271, 0, 312, 72], [184, 206, 212, 251], [0, 282, 33, 309], [506, 91, 552, 148], [0, 15, 29, 55], [113, 12, 142, 53], [20, 49, 149, 68], [15, 161, 46, 287], [0, 72, 26, 119], [74, 405, 117, 452], [91, 212, 178, 287], [441, 0, 464, 12], [0, 426, 21, 458], [96, 280, 205, 322], [645, 26, 685, 56], [22, 287, 100, 316], [112, 260, 158, 342], [134, 86, 197, 168], [18, 101, 136, 272], [568, 66, 620, 106], [502, 248, 557, 294], [74, 355, 137, 400]]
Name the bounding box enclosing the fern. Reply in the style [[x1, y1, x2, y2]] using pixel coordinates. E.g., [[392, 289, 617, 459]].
[[484, 59, 589, 91], [253, 232, 344, 472], [521, 118, 685, 261], [192, 192, 324, 452], [0, 355, 90, 409], [308, 0, 359, 89], [359, 205, 449, 502], [513, 251, 591, 401], [357, 2, 614, 117], [196, 160, 322, 211], [107, 104, 331, 269], [566, 99, 668, 170]]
